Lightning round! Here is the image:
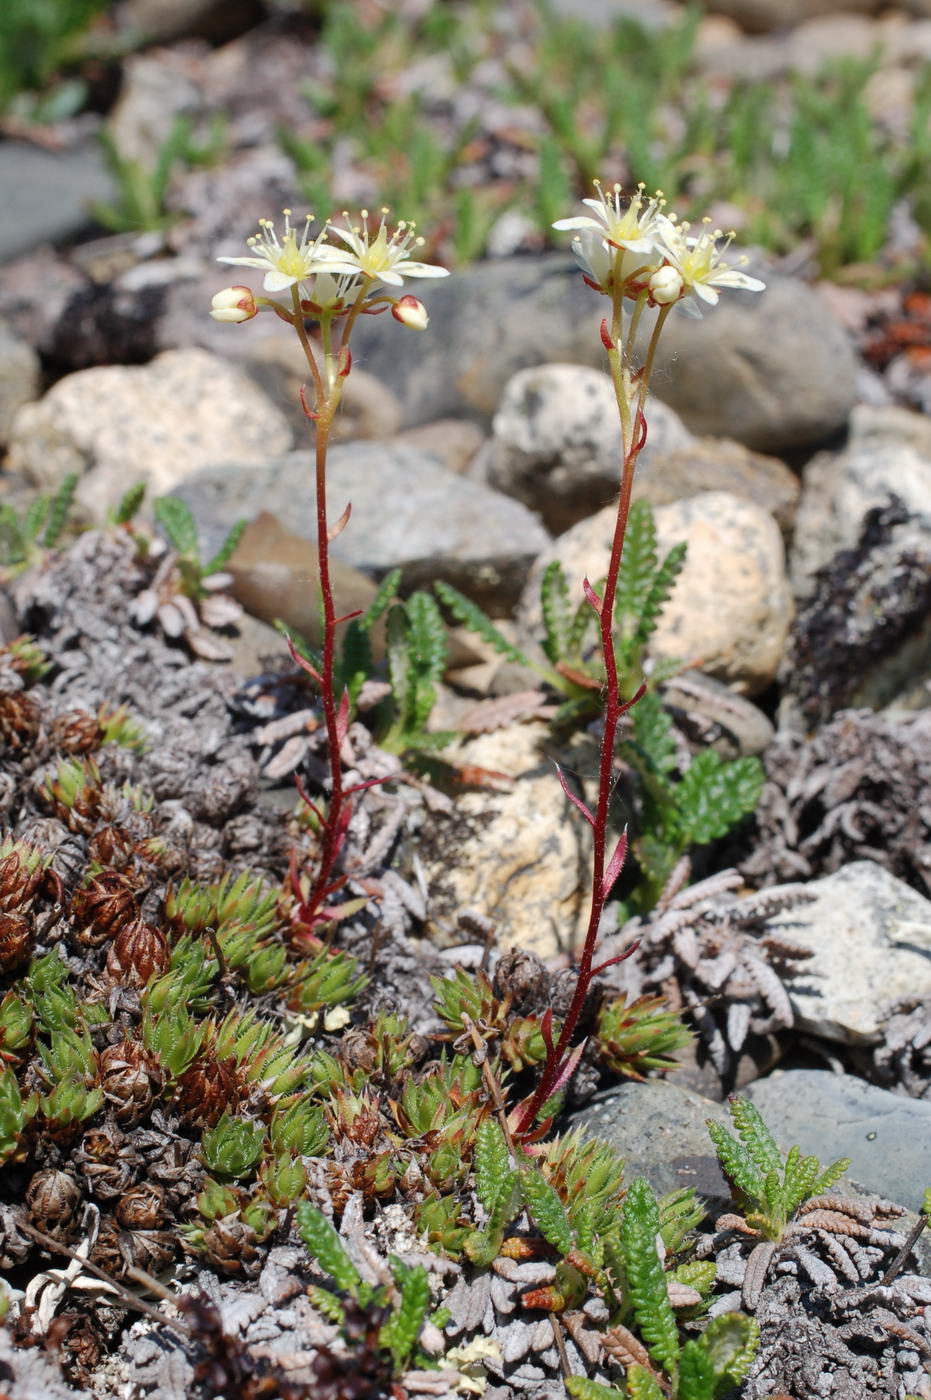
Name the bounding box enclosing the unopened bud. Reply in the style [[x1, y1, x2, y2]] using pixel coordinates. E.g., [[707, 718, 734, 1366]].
[[648, 265, 683, 306], [391, 295, 429, 331], [210, 286, 258, 323]]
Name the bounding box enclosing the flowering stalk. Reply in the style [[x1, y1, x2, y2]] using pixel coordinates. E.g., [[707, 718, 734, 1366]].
[[211, 209, 446, 936], [512, 185, 764, 1140]]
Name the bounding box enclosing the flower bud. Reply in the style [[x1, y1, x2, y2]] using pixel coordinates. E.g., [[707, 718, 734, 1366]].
[[391, 294, 429, 331], [209, 286, 258, 323], [648, 264, 683, 306]]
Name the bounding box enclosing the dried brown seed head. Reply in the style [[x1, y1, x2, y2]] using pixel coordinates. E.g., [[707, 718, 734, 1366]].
[[0, 912, 33, 975], [99, 1039, 162, 1123], [69, 872, 138, 947], [49, 710, 101, 756], [106, 918, 169, 987], [177, 1055, 243, 1128], [115, 1181, 165, 1231], [26, 1169, 82, 1226], [0, 690, 41, 749]]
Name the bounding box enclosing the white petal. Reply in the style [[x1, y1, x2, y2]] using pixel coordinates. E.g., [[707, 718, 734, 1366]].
[[552, 215, 601, 231], [377, 269, 405, 286], [613, 234, 656, 255], [711, 269, 766, 293], [217, 255, 271, 270], [262, 269, 300, 291], [393, 261, 449, 278], [326, 227, 365, 254], [693, 282, 720, 305]]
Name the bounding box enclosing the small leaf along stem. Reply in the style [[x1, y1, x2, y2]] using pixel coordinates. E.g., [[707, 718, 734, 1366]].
[[513, 292, 671, 1141]]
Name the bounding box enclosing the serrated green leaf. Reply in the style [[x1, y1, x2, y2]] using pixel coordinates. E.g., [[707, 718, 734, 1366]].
[[678, 1339, 715, 1400], [339, 619, 373, 706], [154, 496, 199, 559], [204, 518, 246, 575], [674, 752, 763, 845], [624, 1367, 666, 1400], [434, 581, 531, 666], [24, 495, 50, 543], [0, 504, 29, 566], [701, 1312, 760, 1395], [43, 473, 78, 548], [634, 539, 687, 649], [728, 1098, 782, 1180], [810, 1155, 850, 1197], [615, 500, 659, 627], [296, 1201, 363, 1296], [520, 1162, 573, 1256], [474, 1118, 512, 1215], [706, 1120, 766, 1208], [540, 559, 572, 665], [566, 1379, 627, 1400], [620, 1177, 680, 1376], [631, 687, 677, 777], [112, 482, 147, 524], [407, 589, 447, 731], [361, 568, 402, 629], [381, 1257, 431, 1368], [386, 603, 413, 731]]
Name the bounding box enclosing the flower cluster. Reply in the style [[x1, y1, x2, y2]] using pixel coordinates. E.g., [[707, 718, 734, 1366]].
[[211, 207, 448, 330], [554, 180, 765, 315]]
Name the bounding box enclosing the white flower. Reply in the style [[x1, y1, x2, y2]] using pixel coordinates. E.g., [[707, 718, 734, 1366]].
[[217, 209, 331, 293], [656, 218, 766, 309], [554, 181, 669, 253], [648, 264, 683, 306], [209, 286, 258, 322], [321, 210, 449, 288], [570, 226, 664, 298]]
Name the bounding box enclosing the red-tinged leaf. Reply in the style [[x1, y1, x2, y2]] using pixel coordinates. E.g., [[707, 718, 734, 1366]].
[[582, 577, 603, 614], [338, 345, 352, 378], [602, 829, 629, 899], [541, 1008, 555, 1055], [335, 689, 350, 746], [591, 936, 641, 978], [549, 1039, 587, 1098], [522, 1286, 566, 1312], [618, 679, 647, 717], [449, 763, 513, 790], [600, 317, 615, 351], [328, 502, 352, 542], [344, 774, 393, 798], [293, 774, 324, 825], [555, 660, 602, 691], [334, 608, 364, 626], [299, 385, 319, 420], [287, 636, 322, 684], [634, 407, 648, 454], [554, 762, 595, 827]]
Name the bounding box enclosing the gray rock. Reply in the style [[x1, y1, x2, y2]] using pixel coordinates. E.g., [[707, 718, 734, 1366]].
[[349, 254, 604, 426], [633, 435, 800, 536], [393, 418, 486, 475], [744, 1070, 931, 1213], [0, 321, 40, 446], [107, 53, 205, 165], [482, 363, 694, 533], [519, 491, 792, 694], [568, 1080, 732, 1215], [175, 443, 551, 614], [849, 401, 931, 458], [114, 0, 261, 44], [790, 438, 931, 597], [763, 862, 931, 1044], [6, 349, 293, 519], [0, 142, 115, 264], [646, 268, 859, 453]]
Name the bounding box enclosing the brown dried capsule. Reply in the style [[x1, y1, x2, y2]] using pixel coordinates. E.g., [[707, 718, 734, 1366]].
[[69, 872, 138, 947], [49, 710, 101, 756], [106, 918, 169, 987], [26, 1169, 82, 1227], [125, 1227, 176, 1275], [114, 1181, 164, 1231], [0, 845, 45, 913], [0, 912, 33, 975], [89, 1215, 129, 1278], [200, 1217, 262, 1277], [0, 690, 41, 749], [73, 1124, 137, 1198], [494, 947, 548, 1007], [98, 1039, 162, 1124], [176, 1055, 242, 1129]]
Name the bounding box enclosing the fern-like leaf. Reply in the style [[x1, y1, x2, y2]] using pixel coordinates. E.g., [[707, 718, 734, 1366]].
[[362, 568, 402, 629], [541, 560, 573, 665], [42, 473, 78, 548], [296, 1201, 363, 1297], [434, 581, 532, 666], [678, 1340, 716, 1400], [154, 496, 199, 558], [339, 620, 374, 706], [624, 1367, 666, 1400], [204, 518, 247, 575], [24, 495, 50, 543], [620, 1177, 680, 1376], [615, 501, 658, 626], [706, 1120, 765, 1210], [386, 604, 413, 732], [701, 1312, 760, 1395], [474, 1118, 513, 1216], [634, 540, 687, 648], [381, 1257, 431, 1369], [631, 687, 677, 777], [566, 1380, 627, 1400], [112, 482, 147, 524], [810, 1154, 851, 1197], [728, 1098, 782, 1180], [674, 752, 764, 844], [407, 589, 447, 732], [520, 1161, 573, 1256]]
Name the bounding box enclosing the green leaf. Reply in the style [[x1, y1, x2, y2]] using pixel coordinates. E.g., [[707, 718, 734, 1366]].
[[520, 1161, 573, 1256], [674, 752, 764, 845], [361, 568, 402, 629], [24, 495, 50, 543], [204, 518, 246, 576], [615, 500, 659, 627], [406, 589, 447, 732], [631, 687, 677, 777], [474, 1118, 512, 1216], [634, 540, 687, 649], [339, 619, 374, 707], [112, 482, 147, 525], [728, 1097, 783, 1180], [810, 1155, 850, 1197], [706, 1119, 766, 1209], [296, 1201, 363, 1297], [678, 1340, 715, 1400], [386, 602, 413, 732], [154, 496, 199, 559], [381, 1258, 431, 1369], [624, 1368, 666, 1400], [701, 1312, 760, 1395], [540, 560, 572, 665], [0, 504, 29, 566], [566, 1380, 627, 1400], [434, 581, 532, 667], [620, 1177, 680, 1376], [43, 472, 78, 548]]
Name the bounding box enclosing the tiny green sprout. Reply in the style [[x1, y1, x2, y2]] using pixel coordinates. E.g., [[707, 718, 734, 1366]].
[[141, 1002, 205, 1078], [200, 1112, 266, 1179], [196, 1177, 241, 1222], [4, 635, 51, 681], [42, 756, 101, 813], [0, 990, 33, 1057], [98, 703, 147, 751], [39, 1077, 104, 1130], [38, 1023, 96, 1085], [286, 944, 368, 1018], [707, 1096, 850, 1241], [259, 1155, 308, 1207], [0, 1066, 37, 1164]]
